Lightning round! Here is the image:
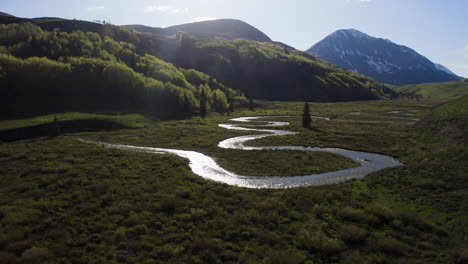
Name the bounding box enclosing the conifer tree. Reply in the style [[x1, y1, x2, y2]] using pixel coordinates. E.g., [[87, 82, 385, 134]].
[[302, 102, 311, 129], [199, 88, 207, 118]]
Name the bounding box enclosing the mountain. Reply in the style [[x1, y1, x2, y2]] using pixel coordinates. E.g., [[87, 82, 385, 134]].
[[126, 19, 272, 42], [307, 29, 463, 86], [0, 12, 396, 104], [435, 63, 460, 77]]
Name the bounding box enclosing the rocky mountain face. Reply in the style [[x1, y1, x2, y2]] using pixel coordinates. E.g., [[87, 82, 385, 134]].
[[307, 29, 462, 85]]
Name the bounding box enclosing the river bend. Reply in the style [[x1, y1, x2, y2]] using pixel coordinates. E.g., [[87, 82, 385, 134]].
[[80, 116, 402, 189]]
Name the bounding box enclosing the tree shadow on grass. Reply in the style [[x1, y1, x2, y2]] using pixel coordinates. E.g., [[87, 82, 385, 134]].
[[0, 119, 132, 142]]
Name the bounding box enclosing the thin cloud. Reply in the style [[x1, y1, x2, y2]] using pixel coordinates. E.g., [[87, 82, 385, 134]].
[[346, 0, 372, 2], [144, 5, 189, 14], [191, 16, 216, 23], [87, 6, 105, 11]]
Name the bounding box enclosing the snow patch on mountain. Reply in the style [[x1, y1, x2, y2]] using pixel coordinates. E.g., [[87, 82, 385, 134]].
[[306, 29, 462, 85], [435, 63, 459, 77]]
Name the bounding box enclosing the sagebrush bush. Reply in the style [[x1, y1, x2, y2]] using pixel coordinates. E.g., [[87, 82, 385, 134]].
[[339, 224, 369, 244], [368, 234, 409, 256]]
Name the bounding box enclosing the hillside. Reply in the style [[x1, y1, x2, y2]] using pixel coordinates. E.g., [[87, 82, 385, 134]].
[[0, 12, 396, 102], [125, 19, 271, 42], [165, 36, 394, 101], [307, 29, 462, 85], [0, 22, 246, 119], [431, 94, 468, 115], [392, 79, 468, 99]]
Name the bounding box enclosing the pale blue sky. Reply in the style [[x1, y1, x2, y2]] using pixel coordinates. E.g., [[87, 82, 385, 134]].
[[2, 0, 467, 77]]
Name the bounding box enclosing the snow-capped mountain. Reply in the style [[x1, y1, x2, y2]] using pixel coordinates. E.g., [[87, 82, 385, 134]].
[[307, 29, 462, 85]]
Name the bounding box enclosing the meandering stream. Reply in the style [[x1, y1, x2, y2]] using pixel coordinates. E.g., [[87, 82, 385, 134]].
[[80, 116, 403, 189]]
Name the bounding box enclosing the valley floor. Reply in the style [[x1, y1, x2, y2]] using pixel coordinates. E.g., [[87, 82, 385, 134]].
[[0, 99, 466, 264]]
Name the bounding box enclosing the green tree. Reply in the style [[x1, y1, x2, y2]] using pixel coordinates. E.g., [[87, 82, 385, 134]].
[[302, 102, 312, 129], [199, 86, 207, 118], [248, 98, 255, 111]]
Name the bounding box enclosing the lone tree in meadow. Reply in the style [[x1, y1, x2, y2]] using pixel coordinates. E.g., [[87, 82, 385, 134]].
[[302, 102, 312, 129]]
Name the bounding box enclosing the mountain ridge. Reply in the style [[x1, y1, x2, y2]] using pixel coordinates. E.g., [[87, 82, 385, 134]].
[[307, 29, 462, 85]]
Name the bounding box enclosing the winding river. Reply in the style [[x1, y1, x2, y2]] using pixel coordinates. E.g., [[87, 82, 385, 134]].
[[80, 116, 403, 189]]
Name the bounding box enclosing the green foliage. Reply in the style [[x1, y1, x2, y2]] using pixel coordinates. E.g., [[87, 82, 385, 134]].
[[1, 18, 394, 102], [21, 247, 49, 263], [176, 38, 395, 101], [216, 150, 359, 176], [431, 95, 468, 115], [0, 22, 246, 119]]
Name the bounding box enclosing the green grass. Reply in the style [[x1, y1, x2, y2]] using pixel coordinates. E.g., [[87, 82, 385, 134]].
[[216, 150, 359, 176], [432, 95, 468, 115], [0, 112, 154, 131], [0, 99, 466, 264], [393, 79, 468, 99]]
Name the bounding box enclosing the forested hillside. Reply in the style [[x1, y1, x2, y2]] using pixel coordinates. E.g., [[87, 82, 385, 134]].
[[0, 13, 397, 104], [168, 37, 395, 101], [125, 19, 272, 42], [0, 23, 246, 119]]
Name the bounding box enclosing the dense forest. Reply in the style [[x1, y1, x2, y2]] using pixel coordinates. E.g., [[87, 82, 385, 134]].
[[169, 36, 396, 101], [0, 22, 246, 119]]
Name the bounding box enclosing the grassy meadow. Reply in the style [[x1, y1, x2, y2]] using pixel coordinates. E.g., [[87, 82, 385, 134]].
[[392, 79, 468, 99], [0, 98, 466, 264]]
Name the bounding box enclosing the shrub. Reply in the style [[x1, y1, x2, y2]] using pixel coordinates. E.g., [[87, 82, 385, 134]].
[[0, 251, 17, 264], [368, 234, 409, 256], [365, 205, 395, 224], [397, 211, 435, 232], [159, 200, 175, 214], [337, 206, 379, 226], [338, 224, 369, 244], [21, 247, 49, 263], [297, 229, 345, 255], [265, 249, 303, 264]]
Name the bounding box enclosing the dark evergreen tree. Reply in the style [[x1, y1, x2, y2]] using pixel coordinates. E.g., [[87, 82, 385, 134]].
[[229, 100, 234, 113], [302, 102, 311, 129], [248, 98, 255, 111], [183, 93, 192, 115], [199, 88, 207, 118]]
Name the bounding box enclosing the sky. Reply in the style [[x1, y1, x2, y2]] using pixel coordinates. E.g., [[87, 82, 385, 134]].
[[2, 0, 468, 77]]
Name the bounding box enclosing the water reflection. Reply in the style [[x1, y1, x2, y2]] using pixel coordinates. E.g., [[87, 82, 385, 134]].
[[80, 116, 402, 189]]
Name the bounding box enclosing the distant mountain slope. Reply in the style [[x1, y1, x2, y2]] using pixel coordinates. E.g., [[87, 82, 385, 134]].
[[166, 36, 394, 101], [393, 79, 468, 99], [125, 19, 271, 42], [0, 12, 396, 102], [307, 29, 462, 85], [124, 24, 163, 35], [435, 63, 459, 77]]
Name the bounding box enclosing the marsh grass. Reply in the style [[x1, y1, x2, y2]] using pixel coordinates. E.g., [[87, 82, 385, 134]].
[[0, 99, 465, 263]]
